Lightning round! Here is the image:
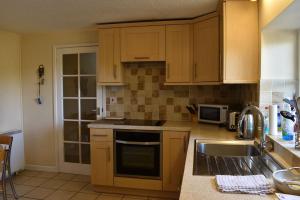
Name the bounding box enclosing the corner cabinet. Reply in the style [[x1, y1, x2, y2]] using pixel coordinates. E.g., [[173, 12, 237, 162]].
[[98, 28, 124, 85], [165, 24, 192, 84], [90, 129, 113, 186], [121, 26, 166, 62], [222, 0, 259, 83], [163, 131, 189, 192], [193, 17, 220, 83]]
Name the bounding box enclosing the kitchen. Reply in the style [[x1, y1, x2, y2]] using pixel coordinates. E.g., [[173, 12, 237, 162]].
[[0, 0, 300, 200]]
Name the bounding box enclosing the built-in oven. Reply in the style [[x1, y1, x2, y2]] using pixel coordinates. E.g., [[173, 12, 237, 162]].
[[114, 129, 162, 179]]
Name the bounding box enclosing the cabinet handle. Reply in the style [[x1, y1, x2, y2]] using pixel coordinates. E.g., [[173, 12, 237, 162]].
[[113, 64, 117, 79], [134, 56, 150, 59], [194, 63, 197, 80], [167, 63, 170, 79], [107, 147, 110, 162], [92, 134, 108, 137], [184, 136, 187, 153]]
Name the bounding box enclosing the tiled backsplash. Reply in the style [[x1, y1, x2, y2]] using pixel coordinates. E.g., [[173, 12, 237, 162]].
[[104, 62, 258, 121], [259, 79, 299, 107]]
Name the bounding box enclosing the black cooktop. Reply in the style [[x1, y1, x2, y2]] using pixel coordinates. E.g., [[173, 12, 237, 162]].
[[96, 119, 166, 126]]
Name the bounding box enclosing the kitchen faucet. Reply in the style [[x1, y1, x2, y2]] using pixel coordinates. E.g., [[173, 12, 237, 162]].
[[237, 105, 266, 153]]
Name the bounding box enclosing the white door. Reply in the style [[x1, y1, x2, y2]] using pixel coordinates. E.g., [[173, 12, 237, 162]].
[[55, 45, 103, 174]]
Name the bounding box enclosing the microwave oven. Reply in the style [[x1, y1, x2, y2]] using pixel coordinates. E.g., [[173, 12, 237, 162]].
[[198, 104, 228, 124]]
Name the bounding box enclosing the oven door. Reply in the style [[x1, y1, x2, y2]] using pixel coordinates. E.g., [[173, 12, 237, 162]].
[[114, 130, 161, 179]]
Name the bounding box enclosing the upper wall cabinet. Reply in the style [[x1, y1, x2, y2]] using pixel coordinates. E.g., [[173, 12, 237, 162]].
[[165, 24, 192, 84], [222, 0, 259, 83], [193, 17, 220, 83], [121, 26, 166, 62], [98, 28, 124, 85]]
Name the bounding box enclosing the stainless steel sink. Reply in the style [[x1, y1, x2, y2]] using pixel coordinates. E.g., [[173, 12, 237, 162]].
[[193, 140, 283, 178]]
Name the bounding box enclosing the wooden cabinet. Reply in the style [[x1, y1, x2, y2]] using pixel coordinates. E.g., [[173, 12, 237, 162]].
[[90, 129, 113, 186], [98, 28, 124, 85], [222, 0, 259, 83], [121, 26, 165, 62], [193, 17, 220, 83], [165, 24, 192, 84], [163, 131, 189, 192]]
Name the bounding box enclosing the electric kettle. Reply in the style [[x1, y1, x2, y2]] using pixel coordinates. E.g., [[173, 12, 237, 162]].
[[237, 113, 255, 139]]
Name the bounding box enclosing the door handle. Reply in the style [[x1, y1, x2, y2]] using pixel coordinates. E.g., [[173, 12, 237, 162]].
[[116, 140, 160, 146], [107, 147, 110, 162]]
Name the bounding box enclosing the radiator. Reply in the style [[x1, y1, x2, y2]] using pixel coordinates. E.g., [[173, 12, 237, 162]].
[[5, 130, 25, 173]]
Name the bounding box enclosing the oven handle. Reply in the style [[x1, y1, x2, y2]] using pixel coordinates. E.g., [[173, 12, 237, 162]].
[[115, 140, 160, 146]]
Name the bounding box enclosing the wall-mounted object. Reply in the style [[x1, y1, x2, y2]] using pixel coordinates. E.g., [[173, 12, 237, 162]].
[[36, 65, 45, 105]]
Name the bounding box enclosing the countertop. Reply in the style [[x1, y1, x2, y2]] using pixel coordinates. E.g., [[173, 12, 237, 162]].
[[88, 120, 277, 200], [178, 122, 275, 200], [267, 134, 300, 159]]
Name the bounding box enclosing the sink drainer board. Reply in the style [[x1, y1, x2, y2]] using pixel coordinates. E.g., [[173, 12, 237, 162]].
[[193, 141, 283, 178]]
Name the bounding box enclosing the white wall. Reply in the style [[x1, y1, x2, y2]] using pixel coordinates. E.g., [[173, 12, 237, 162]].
[[21, 30, 98, 169], [261, 30, 298, 80], [0, 30, 22, 133]]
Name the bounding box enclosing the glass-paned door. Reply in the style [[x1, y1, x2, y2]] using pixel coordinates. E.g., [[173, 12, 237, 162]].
[[56, 46, 101, 174]]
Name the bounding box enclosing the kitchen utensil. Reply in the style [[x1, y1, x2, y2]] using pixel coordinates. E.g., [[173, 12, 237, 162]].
[[238, 113, 254, 139], [273, 167, 300, 195], [192, 104, 198, 112], [227, 111, 240, 131], [186, 106, 195, 114], [280, 111, 295, 122]]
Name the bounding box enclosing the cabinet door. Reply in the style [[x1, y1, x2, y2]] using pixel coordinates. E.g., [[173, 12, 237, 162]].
[[193, 17, 220, 83], [98, 28, 123, 84], [121, 26, 165, 62], [165, 25, 192, 84], [163, 131, 188, 192], [90, 129, 113, 186], [223, 0, 258, 83]]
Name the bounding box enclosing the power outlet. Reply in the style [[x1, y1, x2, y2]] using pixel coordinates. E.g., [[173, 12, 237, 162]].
[[110, 97, 117, 104]]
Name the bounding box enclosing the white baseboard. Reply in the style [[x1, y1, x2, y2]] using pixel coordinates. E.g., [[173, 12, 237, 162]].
[[25, 164, 58, 172]]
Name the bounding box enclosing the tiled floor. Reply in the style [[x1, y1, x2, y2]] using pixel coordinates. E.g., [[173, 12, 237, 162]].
[[2, 170, 174, 200]]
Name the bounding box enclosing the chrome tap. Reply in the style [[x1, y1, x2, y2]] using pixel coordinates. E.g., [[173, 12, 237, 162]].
[[237, 105, 266, 153]]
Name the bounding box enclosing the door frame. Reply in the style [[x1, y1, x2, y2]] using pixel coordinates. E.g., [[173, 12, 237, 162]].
[[53, 43, 105, 174]]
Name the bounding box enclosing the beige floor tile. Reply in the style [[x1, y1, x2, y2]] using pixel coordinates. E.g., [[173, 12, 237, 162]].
[[54, 173, 76, 181], [40, 179, 67, 189], [80, 184, 101, 195], [36, 171, 59, 178], [71, 192, 99, 200], [60, 181, 88, 192], [13, 184, 35, 196], [123, 195, 147, 200], [148, 198, 175, 200], [18, 197, 36, 200], [23, 177, 48, 187], [20, 170, 40, 177], [45, 190, 75, 200], [13, 175, 31, 184], [72, 175, 90, 182], [96, 193, 123, 200], [24, 187, 54, 199]]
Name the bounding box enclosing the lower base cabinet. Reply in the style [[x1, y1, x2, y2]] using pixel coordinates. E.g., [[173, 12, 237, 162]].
[[163, 131, 189, 192], [90, 128, 189, 192], [90, 129, 114, 186]]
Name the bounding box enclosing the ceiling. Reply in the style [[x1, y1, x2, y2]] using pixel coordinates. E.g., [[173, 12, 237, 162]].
[[0, 0, 219, 33], [264, 0, 300, 31]]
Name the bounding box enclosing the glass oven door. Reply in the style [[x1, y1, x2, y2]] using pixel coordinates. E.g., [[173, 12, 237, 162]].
[[114, 130, 161, 179]]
